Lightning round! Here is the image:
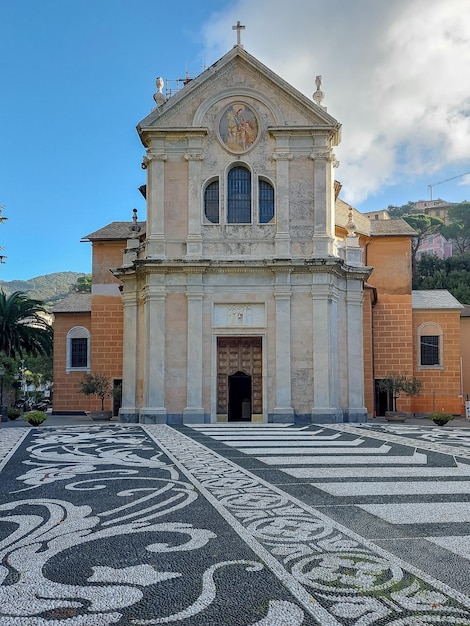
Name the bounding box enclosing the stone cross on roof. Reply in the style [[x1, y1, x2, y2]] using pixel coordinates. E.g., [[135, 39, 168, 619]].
[[232, 21, 245, 46]]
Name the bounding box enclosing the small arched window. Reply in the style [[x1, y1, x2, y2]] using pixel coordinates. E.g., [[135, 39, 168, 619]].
[[259, 179, 275, 223], [227, 166, 251, 223], [418, 322, 443, 369], [204, 179, 219, 224], [66, 326, 90, 373]]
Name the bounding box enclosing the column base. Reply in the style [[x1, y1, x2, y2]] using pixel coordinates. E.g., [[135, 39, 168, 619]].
[[344, 407, 367, 423], [183, 407, 205, 424], [119, 408, 139, 423], [311, 407, 344, 423], [274, 234, 291, 258], [140, 407, 168, 424], [269, 407, 294, 423]]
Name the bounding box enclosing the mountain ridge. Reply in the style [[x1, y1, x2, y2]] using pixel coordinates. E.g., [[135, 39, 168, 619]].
[[0, 271, 87, 309]]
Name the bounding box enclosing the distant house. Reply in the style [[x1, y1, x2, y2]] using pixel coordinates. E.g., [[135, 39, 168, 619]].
[[362, 207, 453, 260], [414, 199, 457, 225], [416, 233, 453, 260], [362, 209, 391, 221]]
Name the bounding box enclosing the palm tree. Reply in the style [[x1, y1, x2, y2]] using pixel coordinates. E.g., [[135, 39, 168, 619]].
[[0, 291, 53, 358]]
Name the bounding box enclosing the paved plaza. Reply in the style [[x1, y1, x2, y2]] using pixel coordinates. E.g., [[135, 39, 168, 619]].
[[0, 417, 469, 624]]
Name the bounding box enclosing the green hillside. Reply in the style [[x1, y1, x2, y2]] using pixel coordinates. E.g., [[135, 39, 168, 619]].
[[0, 272, 86, 309]]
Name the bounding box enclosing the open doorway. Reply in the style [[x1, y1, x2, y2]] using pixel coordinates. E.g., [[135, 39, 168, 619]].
[[374, 379, 391, 416], [228, 371, 252, 421], [113, 379, 122, 417]]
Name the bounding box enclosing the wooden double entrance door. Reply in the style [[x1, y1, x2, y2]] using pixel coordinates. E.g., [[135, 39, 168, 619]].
[[217, 337, 262, 421]]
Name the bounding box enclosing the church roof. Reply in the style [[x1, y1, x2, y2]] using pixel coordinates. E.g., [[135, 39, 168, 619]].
[[52, 293, 92, 313], [369, 219, 417, 236], [412, 290, 463, 309], [335, 199, 371, 235], [82, 222, 146, 241]]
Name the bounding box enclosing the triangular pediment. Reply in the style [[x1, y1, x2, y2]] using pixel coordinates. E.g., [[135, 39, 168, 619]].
[[137, 45, 340, 143]]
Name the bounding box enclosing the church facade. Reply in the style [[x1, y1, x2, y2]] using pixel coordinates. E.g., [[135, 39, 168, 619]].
[[52, 45, 465, 423]]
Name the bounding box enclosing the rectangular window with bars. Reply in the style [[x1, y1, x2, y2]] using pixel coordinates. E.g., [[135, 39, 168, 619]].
[[420, 335, 439, 366], [71, 337, 88, 368]]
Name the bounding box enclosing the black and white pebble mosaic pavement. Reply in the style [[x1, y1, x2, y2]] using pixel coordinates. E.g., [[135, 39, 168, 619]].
[[0, 422, 469, 625]]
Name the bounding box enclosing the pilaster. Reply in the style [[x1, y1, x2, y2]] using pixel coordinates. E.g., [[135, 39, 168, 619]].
[[309, 148, 336, 257], [346, 281, 367, 422], [272, 271, 294, 422], [118, 289, 139, 423], [184, 151, 204, 258], [144, 151, 167, 258], [140, 279, 167, 423], [272, 142, 292, 258], [183, 273, 205, 423], [311, 272, 342, 422]]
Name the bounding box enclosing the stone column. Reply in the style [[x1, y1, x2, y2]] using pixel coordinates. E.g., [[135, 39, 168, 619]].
[[346, 280, 367, 422], [310, 147, 336, 257], [183, 273, 205, 423], [311, 271, 342, 422], [144, 150, 167, 258], [272, 144, 292, 258], [119, 289, 139, 423], [272, 272, 294, 422], [140, 278, 167, 423], [185, 152, 204, 257]]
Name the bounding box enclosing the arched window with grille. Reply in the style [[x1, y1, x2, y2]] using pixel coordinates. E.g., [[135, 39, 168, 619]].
[[259, 179, 275, 223], [418, 322, 443, 369], [227, 166, 251, 223], [66, 326, 90, 373], [204, 179, 219, 224]]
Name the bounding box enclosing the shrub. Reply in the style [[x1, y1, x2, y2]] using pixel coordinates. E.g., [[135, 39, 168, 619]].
[[8, 407, 22, 420], [78, 373, 112, 411], [427, 412, 454, 423], [23, 410, 48, 426]]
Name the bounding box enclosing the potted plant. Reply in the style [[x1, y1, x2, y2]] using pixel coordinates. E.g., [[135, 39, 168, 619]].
[[377, 373, 423, 422], [23, 410, 48, 426], [78, 373, 113, 420], [427, 412, 455, 427], [8, 407, 22, 420]]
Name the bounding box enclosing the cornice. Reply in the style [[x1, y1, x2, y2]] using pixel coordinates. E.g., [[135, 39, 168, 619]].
[[113, 257, 372, 281], [139, 128, 208, 147]]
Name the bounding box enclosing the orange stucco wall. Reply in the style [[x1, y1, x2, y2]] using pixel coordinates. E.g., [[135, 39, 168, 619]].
[[53, 312, 94, 412], [53, 296, 123, 413], [89, 294, 123, 411], [461, 317, 470, 401], [366, 237, 412, 295], [92, 241, 124, 285], [411, 309, 463, 415]]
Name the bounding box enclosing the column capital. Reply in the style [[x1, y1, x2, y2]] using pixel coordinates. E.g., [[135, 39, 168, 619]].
[[142, 153, 168, 168], [272, 151, 293, 161], [184, 153, 204, 161]]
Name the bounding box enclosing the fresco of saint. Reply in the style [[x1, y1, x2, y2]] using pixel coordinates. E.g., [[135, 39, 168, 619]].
[[219, 103, 258, 152]]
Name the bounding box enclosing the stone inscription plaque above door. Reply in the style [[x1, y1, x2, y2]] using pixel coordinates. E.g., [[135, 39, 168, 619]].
[[218, 102, 259, 153], [213, 303, 265, 327]]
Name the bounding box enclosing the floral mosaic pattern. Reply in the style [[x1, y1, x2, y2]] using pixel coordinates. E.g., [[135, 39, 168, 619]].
[[1, 424, 469, 624], [149, 425, 470, 625], [0, 426, 309, 625]]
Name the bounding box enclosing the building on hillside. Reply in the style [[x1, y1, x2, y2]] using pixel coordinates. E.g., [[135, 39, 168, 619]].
[[362, 209, 391, 221], [416, 233, 453, 260], [52, 42, 466, 422], [414, 199, 456, 225], [362, 207, 453, 260]]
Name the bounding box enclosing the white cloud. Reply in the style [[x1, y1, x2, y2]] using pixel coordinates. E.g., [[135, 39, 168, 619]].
[[202, 0, 470, 205]]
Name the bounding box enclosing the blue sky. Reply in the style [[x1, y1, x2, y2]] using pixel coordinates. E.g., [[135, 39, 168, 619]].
[[1, 0, 470, 282]]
